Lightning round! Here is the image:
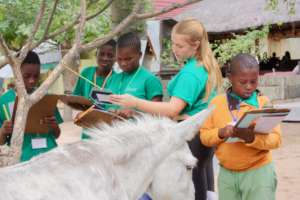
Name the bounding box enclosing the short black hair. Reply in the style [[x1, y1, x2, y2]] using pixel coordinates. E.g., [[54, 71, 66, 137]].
[[21, 51, 41, 66], [228, 53, 259, 75], [96, 39, 116, 55], [98, 39, 116, 50], [117, 32, 141, 52]]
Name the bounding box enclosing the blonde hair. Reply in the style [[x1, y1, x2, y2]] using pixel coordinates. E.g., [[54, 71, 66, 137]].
[[172, 19, 222, 100]]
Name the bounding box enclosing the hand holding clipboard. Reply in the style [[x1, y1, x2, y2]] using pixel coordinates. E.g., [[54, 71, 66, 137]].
[[235, 108, 290, 134], [221, 108, 290, 143]]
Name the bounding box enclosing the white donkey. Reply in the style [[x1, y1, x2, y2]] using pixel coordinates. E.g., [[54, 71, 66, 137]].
[[0, 108, 213, 200], [85, 115, 198, 200]]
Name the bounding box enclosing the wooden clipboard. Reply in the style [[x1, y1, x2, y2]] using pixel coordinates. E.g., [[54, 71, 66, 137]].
[[235, 108, 290, 133], [74, 106, 124, 128], [12, 95, 60, 133], [58, 95, 93, 111]]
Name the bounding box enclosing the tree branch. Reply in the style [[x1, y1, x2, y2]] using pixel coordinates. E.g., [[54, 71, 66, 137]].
[[0, 37, 27, 97], [42, 0, 60, 41], [19, 0, 46, 60], [0, 37, 18, 68], [75, 0, 87, 47], [29, 46, 80, 103], [81, 0, 142, 52], [0, 51, 17, 70], [136, 0, 201, 19], [81, 0, 200, 52], [86, 0, 114, 20], [32, 0, 114, 50], [132, 0, 143, 12]]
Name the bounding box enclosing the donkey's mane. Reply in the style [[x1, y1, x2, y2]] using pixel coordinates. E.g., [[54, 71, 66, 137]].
[[82, 114, 178, 164], [85, 113, 176, 143]]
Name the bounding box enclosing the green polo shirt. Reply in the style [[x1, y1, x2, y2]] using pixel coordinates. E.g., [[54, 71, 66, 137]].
[[167, 57, 216, 116], [73, 66, 115, 99], [109, 66, 163, 100], [80, 66, 163, 139], [229, 91, 259, 108], [0, 89, 63, 162]]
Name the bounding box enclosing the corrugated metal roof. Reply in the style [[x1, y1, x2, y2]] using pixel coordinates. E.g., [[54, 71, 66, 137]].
[[153, 0, 192, 20], [174, 0, 300, 33]]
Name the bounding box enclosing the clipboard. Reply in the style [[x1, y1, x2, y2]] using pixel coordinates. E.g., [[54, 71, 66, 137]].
[[89, 88, 113, 105], [58, 95, 93, 111], [74, 105, 124, 128], [12, 95, 60, 133], [235, 108, 290, 134]]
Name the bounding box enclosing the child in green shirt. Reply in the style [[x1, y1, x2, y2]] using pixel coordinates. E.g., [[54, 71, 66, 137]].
[[73, 39, 117, 98], [0, 51, 63, 162], [109, 32, 163, 118]]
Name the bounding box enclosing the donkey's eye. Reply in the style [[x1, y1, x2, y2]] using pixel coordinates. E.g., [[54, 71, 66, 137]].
[[186, 165, 193, 171]]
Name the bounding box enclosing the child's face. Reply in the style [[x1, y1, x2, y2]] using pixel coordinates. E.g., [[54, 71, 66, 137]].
[[97, 44, 115, 72], [171, 33, 199, 63], [228, 68, 259, 99], [117, 47, 141, 73], [21, 63, 40, 93]]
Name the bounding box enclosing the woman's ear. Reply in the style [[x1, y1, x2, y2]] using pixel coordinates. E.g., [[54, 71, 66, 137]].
[[193, 41, 200, 51]]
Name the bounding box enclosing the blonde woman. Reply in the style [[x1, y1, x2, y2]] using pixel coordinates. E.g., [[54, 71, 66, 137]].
[[110, 19, 222, 200]]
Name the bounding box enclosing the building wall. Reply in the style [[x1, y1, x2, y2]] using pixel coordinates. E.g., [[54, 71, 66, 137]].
[[268, 37, 300, 59]]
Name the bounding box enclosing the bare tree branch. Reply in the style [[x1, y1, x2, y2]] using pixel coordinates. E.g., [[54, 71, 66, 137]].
[[0, 51, 18, 70], [81, 0, 200, 51], [19, 0, 46, 60], [30, 46, 80, 103], [32, 0, 115, 50], [81, 0, 142, 51], [0, 37, 18, 68], [132, 0, 143, 13], [0, 37, 27, 96], [75, 0, 87, 47], [136, 0, 201, 19], [42, 0, 60, 40], [86, 0, 114, 20]]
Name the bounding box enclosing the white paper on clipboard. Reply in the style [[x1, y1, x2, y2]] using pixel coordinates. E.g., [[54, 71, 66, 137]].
[[254, 115, 287, 133], [235, 109, 290, 134]]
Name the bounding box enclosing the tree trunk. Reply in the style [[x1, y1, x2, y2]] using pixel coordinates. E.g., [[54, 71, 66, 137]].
[[61, 48, 79, 121], [0, 96, 30, 166]]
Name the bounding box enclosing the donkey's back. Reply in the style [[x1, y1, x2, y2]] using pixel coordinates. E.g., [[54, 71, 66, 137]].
[[0, 142, 128, 200]]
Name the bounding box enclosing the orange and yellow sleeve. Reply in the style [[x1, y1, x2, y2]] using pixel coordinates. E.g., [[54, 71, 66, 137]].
[[246, 125, 282, 150], [200, 109, 224, 147]]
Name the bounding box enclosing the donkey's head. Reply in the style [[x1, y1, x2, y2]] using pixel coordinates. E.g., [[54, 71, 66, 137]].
[[148, 143, 197, 200]]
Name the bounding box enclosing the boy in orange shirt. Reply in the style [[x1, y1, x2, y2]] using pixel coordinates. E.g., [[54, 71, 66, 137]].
[[200, 53, 280, 200]]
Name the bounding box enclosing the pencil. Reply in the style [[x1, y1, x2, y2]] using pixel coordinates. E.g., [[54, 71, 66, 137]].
[[2, 104, 10, 120]]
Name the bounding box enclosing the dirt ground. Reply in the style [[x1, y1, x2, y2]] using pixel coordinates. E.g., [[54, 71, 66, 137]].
[[273, 123, 300, 199], [57, 121, 300, 199]]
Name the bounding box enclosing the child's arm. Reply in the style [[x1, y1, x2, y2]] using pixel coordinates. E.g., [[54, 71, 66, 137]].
[[200, 109, 234, 146], [244, 125, 281, 150], [0, 120, 13, 145], [42, 116, 61, 139]]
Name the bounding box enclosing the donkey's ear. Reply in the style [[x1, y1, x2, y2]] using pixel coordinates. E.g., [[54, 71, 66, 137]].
[[175, 106, 215, 141]]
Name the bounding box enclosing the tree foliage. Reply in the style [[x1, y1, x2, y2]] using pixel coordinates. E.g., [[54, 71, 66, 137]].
[[0, 0, 111, 50], [160, 26, 269, 67], [212, 26, 270, 65], [266, 0, 296, 14]]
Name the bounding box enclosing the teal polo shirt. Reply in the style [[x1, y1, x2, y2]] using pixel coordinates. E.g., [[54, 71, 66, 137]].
[[167, 57, 216, 116]]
